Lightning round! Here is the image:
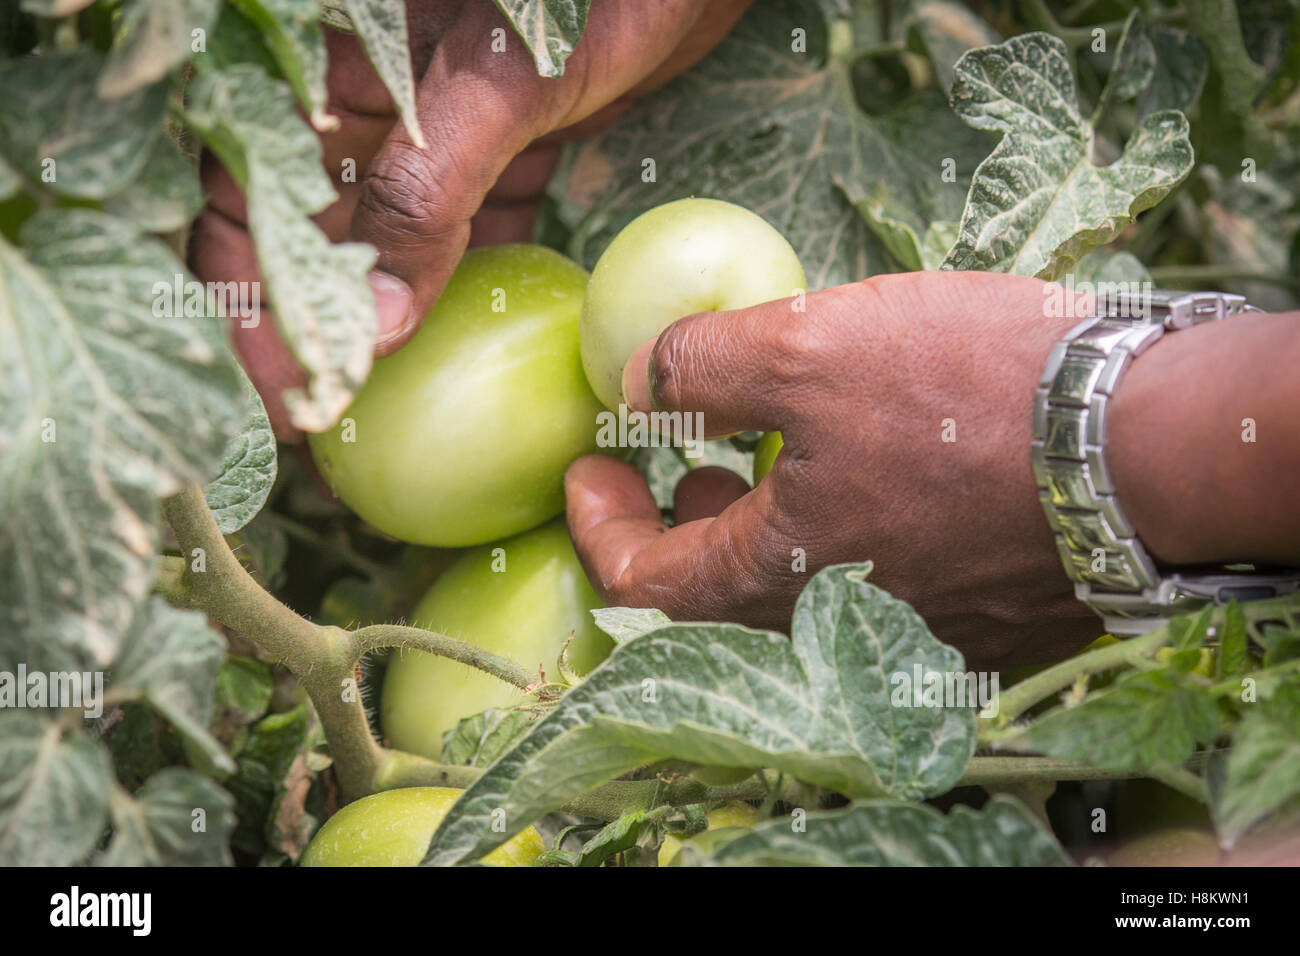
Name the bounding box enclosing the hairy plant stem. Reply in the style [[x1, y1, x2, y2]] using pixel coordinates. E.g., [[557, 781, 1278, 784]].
[[351, 624, 535, 689], [984, 597, 1300, 737], [163, 484, 527, 801]]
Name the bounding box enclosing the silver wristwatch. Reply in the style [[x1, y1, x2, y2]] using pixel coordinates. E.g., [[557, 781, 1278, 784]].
[[1032, 289, 1300, 635]]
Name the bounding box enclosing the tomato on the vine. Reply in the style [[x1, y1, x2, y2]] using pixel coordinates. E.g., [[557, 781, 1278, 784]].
[[580, 197, 808, 411], [299, 787, 544, 866], [380, 519, 612, 760], [310, 244, 608, 548]]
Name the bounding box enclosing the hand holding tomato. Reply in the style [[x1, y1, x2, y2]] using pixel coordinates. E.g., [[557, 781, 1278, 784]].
[[191, 0, 753, 438], [567, 270, 1300, 668]]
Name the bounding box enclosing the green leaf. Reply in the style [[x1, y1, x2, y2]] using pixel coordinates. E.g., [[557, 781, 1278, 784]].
[[1091, 11, 1156, 124], [492, 0, 590, 78], [590, 607, 673, 645], [98, 0, 221, 99], [1212, 684, 1300, 847], [941, 32, 1194, 279], [205, 1, 281, 75], [214, 655, 275, 724], [0, 52, 168, 199], [101, 134, 204, 233], [343, 0, 426, 147], [99, 767, 236, 865], [575, 810, 653, 867], [836, 90, 993, 270], [111, 598, 234, 775], [999, 667, 1218, 772], [424, 563, 975, 865], [184, 65, 377, 432], [1217, 602, 1250, 679], [225, 700, 325, 860], [0, 712, 112, 866], [205, 369, 277, 534], [551, 0, 895, 290], [1139, 27, 1209, 117], [0, 212, 244, 673], [440, 707, 535, 768], [698, 796, 1070, 866], [230, 0, 332, 131]]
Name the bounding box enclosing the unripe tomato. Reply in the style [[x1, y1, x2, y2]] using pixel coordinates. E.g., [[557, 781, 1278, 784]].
[[752, 430, 784, 484], [380, 519, 613, 760], [580, 198, 808, 411], [658, 802, 757, 867], [310, 244, 607, 547], [299, 787, 544, 866]]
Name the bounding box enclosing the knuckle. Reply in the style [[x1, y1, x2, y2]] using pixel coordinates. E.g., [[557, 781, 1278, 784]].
[[356, 144, 457, 246]]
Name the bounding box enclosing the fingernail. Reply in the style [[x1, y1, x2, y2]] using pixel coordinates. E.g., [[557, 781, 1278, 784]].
[[369, 270, 414, 348], [621, 337, 656, 412]]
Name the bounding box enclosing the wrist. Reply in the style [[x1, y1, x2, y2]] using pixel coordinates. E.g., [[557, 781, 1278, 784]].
[[1107, 308, 1300, 568]]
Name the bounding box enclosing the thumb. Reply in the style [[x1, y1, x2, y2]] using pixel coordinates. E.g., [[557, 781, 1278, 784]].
[[349, 4, 556, 348]]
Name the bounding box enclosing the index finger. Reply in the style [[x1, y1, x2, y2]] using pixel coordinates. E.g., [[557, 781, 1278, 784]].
[[565, 455, 800, 631]]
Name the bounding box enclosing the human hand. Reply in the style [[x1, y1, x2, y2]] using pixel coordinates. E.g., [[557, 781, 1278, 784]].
[[566, 270, 1300, 668], [564, 271, 1106, 669], [191, 0, 752, 438]]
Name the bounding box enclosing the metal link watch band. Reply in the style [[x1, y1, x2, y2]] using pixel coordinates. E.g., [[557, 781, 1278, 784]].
[[1032, 289, 1300, 634]]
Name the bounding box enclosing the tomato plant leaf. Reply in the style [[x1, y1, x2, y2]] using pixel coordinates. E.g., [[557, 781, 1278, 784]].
[[695, 795, 1070, 866], [441, 707, 535, 768], [343, 0, 426, 147], [424, 563, 976, 865], [1217, 602, 1250, 680], [835, 89, 992, 270], [99, 767, 236, 865], [551, 0, 897, 289], [1139, 27, 1209, 117], [101, 134, 205, 234], [0, 51, 168, 199], [941, 32, 1194, 279], [0, 711, 113, 866], [590, 607, 673, 645], [214, 656, 275, 727], [575, 810, 653, 867], [0, 211, 244, 673], [1091, 11, 1156, 125], [230, 0, 333, 131], [998, 666, 1219, 771], [98, 0, 222, 100], [184, 64, 377, 432], [111, 599, 234, 775], [1212, 684, 1300, 847], [492, 0, 590, 78], [205, 369, 277, 534]]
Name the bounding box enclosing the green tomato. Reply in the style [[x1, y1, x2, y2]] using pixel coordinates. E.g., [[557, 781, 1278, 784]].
[[310, 244, 607, 547], [580, 198, 808, 411], [752, 430, 784, 484], [381, 519, 613, 760], [658, 802, 757, 867], [299, 787, 545, 866]]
